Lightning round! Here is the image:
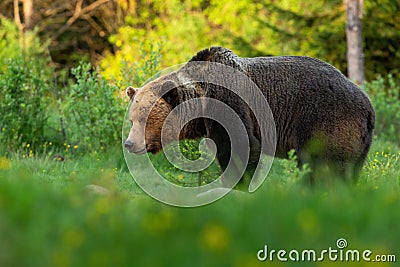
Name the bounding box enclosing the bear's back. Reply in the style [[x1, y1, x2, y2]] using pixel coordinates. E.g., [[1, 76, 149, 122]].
[[242, 55, 371, 114]]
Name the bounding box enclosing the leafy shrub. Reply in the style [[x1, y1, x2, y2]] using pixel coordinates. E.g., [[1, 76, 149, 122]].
[[150, 139, 221, 187], [0, 18, 50, 74], [60, 63, 125, 152], [278, 149, 311, 186], [0, 19, 21, 72], [0, 58, 50, 155], [0, 19, 53, 156], [363, 148, 400, 188], [364, 74, 400, 145], [101, 41, 162, 87]]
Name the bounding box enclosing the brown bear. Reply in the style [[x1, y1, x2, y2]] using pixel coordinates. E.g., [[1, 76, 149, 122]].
[[124, 46, 375, 187]]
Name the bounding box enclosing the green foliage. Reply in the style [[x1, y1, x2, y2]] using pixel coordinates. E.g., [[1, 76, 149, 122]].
[[0, 19, 54, 156], [278, 149, 311, 186], [0, 58, 51, 155], [0, 18, 50, 73], [60, 63, 125, 152], [101, 40, 162, 87], [261, 1, 346, 70], [0, 137, 399, 267], [101, 0, 399, 81], [0, 19, 21, 71], [145, 139, 221, 187], [362, 140, 400, 189], [363, 0, 400, 78], [0, 18, 164, 156], [55, 43, 162, 154], [58, 44, 161, 153], [364, 74, 400, 145]]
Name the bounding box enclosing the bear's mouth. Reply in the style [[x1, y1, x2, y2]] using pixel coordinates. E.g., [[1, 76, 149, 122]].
[[131, 148, 147, 154], [128, 145, 154, 155]]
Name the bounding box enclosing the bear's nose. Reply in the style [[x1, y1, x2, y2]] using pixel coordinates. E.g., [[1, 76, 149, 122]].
[[124, 140, 134, 150]]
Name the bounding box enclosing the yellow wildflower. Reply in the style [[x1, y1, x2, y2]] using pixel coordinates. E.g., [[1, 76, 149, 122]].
[[0, 157, 11, 169]]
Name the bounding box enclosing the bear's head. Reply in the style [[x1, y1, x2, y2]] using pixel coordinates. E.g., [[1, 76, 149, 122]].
[[124, 76, 180, 155]]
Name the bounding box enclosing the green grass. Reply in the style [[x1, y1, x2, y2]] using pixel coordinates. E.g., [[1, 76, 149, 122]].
[[0, 138, 399, 267]]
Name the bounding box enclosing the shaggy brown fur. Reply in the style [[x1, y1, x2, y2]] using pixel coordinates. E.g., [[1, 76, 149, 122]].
[[125, 47, 375, 186]]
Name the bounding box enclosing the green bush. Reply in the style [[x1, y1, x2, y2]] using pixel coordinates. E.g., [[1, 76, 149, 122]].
[[364, 74, 400, 145], [0, 19, 53, 156], [60, 63, 125, 152], [101, 41, 162, 87], [0, 58, 51, 155], [58, 42, 162, 154], [148, 139, 221, 187], [0, 18, 50, 73]]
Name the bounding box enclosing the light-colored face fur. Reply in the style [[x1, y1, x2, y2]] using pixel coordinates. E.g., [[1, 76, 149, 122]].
[[124, 78, 177, 154]]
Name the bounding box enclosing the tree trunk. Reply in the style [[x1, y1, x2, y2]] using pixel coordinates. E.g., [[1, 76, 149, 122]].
[[14, 0, 23, 31], [346, 0, 365, 84], [23, 0, 33, 30]]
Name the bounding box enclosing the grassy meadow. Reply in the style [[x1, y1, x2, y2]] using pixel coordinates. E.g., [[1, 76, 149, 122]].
[[1, 132, 400, 267]]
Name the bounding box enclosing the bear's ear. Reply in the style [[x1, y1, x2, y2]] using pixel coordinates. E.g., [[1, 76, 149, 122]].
[[126, 86, 138, 101], [161, 80, 179, 108]]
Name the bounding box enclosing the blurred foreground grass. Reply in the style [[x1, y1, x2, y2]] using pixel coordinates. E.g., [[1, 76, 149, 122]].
[[0, 139, 399, 267]]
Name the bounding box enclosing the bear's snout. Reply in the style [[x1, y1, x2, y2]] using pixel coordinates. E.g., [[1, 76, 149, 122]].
[[124, 140, 134, 151], [124, 140, 146, 154]]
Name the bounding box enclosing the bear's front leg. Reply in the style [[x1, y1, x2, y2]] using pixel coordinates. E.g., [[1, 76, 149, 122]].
[[205, 118, 261, 191]]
